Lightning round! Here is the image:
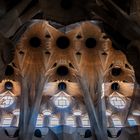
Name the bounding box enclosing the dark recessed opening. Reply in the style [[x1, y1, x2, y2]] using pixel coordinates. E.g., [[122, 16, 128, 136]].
[[107, 130, 112, 138], [56, 36, 70, 49], [111, 67, 122, 76], [5, 65, 14, 76], [45, 34, 51, 38], [76, 35, 82, 39], [52, 63, 57, 68], [111, 82, 119, 90], [58, 82, 67, 90], [103, 35, 109, 39], [84, 129, 92, 138], [34, 129, 42, 138], [56, 66, 69, 76], [85, 38, 97, 48], [102, 52, 107, 55], [60, 0, 73, 10], [19, 51, 24, 55], [29, 37, 41, 48], [69, 63, 74, 68], [5, 81, 13, 90]]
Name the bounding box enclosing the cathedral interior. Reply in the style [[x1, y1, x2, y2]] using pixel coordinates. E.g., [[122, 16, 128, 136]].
[[0, 0, 140, 140]]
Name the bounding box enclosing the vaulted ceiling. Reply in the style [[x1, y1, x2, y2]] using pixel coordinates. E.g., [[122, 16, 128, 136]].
[[0, 1, 140, 140]]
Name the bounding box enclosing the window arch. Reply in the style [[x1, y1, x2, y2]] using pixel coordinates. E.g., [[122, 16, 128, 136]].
[[12, 109, 20, 127], [112, 116, 122, 127], [49, 116, 59, 127], [36, 115, 44, 127], [66, 116, 76, 127], [128, 117, 137, 126], [81, 115, 90, 127], [1, 114, 13, 127], [132, 110, 140, 116]]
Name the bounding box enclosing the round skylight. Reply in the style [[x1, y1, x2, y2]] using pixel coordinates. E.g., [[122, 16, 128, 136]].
[[109, 96, 126, 109]]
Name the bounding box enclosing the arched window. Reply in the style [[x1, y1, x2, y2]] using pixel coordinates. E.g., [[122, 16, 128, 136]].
[[42, 109, 52, 116], [112, 116, 122, 127], [106, 110, 112, 116], [81, 115, 90, 127], [128, 117, 137, 126], [1, 114, 13, 127], [12, 109, 20, 127], [49, 116, 59, 127], [132, 110, 140, 116], [36, 115, 44, 127], [66, 116, 76, 127]]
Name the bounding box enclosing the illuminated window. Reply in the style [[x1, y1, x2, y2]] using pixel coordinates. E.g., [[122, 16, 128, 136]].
[[132, 110, 140, 116], [0, 91, 15, 108], [73, 110, 82, 116], [13, 109, 20, 115], [49, 116, 59, 127], [12, 109, 20, 127], [2, 115, 13, 127], [42, 109, 52, 116], [112, 117, 122, 127], [54, 95, 70, 108], [109, 96, 126, 109], [82, 115, 90, 127], [106, 110, 112, 116], [66, 116, 75, 127], [128, 118, 137, 126], [36, 115, 44, 127]]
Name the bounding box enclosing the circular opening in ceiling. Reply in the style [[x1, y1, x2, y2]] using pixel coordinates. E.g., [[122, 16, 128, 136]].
[[29, 37, 41, 48], [57, 66, 69, 76], [111, 67, 122, 76], [58, 82, 67, 90], [5, 65, 14, 76], [60, 0, 73, 10], [111, 82, 119, 91], [5, 82, 13, 90], [85, 38, 97, 48], [56, 36, 70, 49]]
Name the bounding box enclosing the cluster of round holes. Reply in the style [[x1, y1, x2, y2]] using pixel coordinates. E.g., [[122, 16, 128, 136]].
[[60, 0, 73, 10], [56, 36, 70, 49], [56, 66, 69, 76], [85, 38, 97, 48], [5, 65, 14, 76], [111, 82, 119, 91], [111, 68, 122, 76], [58, 82, 67, 90], [29, 37, 41, 48], [5, 82, 13, 90]]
